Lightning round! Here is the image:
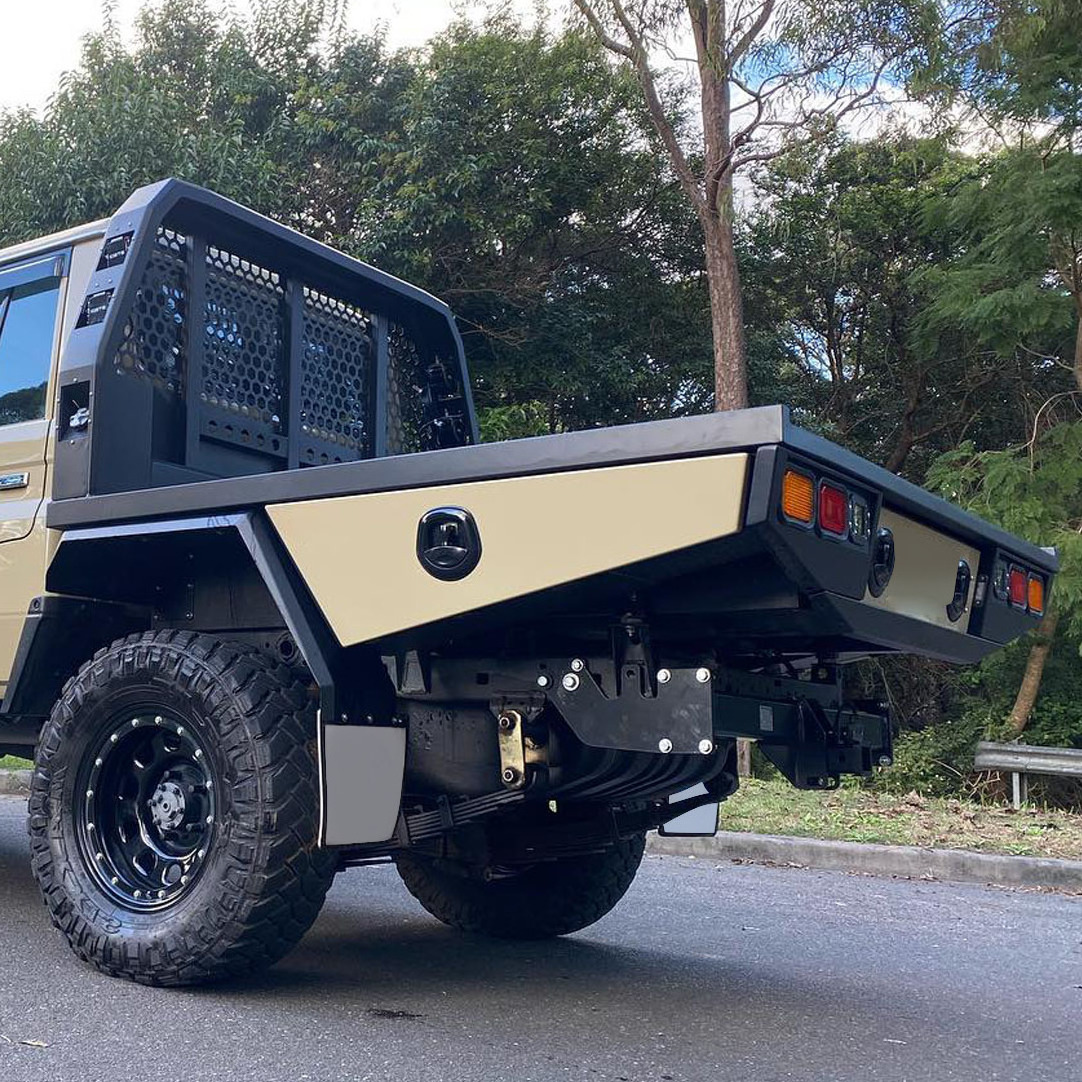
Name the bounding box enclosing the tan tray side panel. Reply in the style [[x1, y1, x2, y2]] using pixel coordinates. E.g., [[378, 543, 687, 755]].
[[268, 452, 749, 646], [861, 508, 980, 633]]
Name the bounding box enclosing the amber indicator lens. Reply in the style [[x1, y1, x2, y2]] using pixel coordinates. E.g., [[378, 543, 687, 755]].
[[819, 483, 848, 535], [1027, 574, 1044, 615], [781, 470, 815, 523], [1008, 567, 1027, 608]]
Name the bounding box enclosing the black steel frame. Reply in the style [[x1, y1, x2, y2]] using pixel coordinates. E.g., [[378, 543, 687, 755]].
[[52, 179, 478, 502]]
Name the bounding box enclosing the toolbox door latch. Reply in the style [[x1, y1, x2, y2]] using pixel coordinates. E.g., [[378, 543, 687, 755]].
[[416, 507, 482, 581]]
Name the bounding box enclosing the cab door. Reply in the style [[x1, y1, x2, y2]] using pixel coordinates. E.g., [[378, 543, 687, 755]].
[[0, 252, 66, 690]]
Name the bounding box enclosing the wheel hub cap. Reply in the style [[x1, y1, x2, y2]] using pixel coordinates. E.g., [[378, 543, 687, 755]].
[[149, 779, 187, 833]]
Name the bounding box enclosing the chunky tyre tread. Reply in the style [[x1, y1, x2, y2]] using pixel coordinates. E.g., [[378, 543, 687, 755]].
[[396, 833, 646, 940], [28, 630, 334, 986]]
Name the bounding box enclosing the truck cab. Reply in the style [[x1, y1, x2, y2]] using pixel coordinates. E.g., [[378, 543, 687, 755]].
[[0, 221, 105, 699]]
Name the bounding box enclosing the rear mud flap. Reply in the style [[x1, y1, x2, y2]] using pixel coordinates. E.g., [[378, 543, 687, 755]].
[[320, 721, 406, 846]]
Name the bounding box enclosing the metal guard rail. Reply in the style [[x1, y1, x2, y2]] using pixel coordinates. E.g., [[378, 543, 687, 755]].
[[974, 740, 1082, 808], [974, 741, 1082, 777]]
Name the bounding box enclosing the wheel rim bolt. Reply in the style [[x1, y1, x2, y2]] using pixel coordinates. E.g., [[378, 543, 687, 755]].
[[110, 735, 118, 744], [154, 716, 163, 725], [131, 718, 140, 727], [95, 852, 104, 862], [94, 758, 102, 767], [85, 790, 93, 800]]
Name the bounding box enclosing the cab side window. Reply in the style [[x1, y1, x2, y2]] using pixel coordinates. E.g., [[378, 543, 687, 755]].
[[0, 280, 60, 426]]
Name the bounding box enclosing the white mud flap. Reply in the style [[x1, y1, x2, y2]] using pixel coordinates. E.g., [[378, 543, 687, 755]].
[[320, 722, 405, 846], [658, 783, 719, 838]]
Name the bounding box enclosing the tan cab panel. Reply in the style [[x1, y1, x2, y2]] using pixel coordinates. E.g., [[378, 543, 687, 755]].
[[862, 508, 979, 632], [268, 452, 749, 646]]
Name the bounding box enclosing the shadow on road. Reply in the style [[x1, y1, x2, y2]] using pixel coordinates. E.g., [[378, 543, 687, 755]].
[[1, 806, 827, 1019]]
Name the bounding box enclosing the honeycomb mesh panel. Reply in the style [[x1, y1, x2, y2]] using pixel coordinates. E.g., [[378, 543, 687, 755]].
[[386, 322, 426, 455], [299, 289, 373, 464], [387, 322, 471, 453], [107, 216, 471, 482], [114, 228, 187, 392], [202, 246, 286, 444]]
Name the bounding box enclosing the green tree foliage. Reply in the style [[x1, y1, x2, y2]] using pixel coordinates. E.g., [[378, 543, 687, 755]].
[[945, 0, 1082, 135], [0, 0, 308, 239], [345, 20, 716, 432], [746, 134, 1069, 476], [0, 2, 716, 436], [919, 148, 1082, 392], [927, 424, 1082, 641]]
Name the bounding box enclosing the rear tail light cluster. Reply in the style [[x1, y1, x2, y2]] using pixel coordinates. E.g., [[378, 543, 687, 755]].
[[995, 561, 1045, 615], [780, 468, 871, 545]]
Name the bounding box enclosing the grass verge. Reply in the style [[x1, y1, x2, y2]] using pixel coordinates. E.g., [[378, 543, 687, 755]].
[[0, 755, 31, 771], [722, 778, 1082, 861]]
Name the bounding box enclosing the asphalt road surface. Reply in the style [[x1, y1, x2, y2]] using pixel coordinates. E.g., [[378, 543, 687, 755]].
[[0, 795, 1078, 1082]]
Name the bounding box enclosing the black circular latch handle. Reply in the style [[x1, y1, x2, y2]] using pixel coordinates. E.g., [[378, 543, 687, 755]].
[[417, 507, 482, 581], [946, 559, 972, 623]]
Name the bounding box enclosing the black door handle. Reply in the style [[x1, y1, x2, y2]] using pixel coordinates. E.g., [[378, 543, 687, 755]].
[[416, 508, 482, 580]]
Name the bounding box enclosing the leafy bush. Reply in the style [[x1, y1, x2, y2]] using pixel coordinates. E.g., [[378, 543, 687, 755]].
[[872, 711, 988, 797]]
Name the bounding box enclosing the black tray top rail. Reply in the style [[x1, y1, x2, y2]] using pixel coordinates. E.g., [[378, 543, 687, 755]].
[[53, 179, 478, 501]]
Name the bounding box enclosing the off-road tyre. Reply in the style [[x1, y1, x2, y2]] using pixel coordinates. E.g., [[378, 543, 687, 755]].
[[396, 833, 646, 939], [28, 630, 335, 986]]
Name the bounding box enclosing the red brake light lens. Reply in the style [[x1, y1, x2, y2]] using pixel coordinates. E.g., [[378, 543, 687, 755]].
[[1008, 567, 1027, 608], [819, 483, 848, 536]]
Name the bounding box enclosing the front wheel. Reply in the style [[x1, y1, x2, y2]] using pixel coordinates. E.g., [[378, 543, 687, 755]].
[[396, 833, 646, 939], [28, 631, 335, 986]]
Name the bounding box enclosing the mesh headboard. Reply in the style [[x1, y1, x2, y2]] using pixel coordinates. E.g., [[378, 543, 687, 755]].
[[55, 180, 475, 499]]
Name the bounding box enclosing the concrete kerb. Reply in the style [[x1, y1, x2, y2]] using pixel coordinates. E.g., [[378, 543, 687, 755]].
[[647, 830, 1082, 891]]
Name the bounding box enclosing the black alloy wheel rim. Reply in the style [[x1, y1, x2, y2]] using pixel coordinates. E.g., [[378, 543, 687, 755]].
[[76, 711, 217, 912]]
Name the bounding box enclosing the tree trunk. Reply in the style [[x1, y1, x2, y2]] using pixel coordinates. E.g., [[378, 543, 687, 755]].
[[736, 738, 752, 778], [1074, 312, 1082, 392], [703, 209, 748, 412], [1006, 608, 1059, 737]]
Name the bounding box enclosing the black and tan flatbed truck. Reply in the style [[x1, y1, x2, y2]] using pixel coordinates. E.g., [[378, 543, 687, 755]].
[[0, 180, 1056, 985]]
